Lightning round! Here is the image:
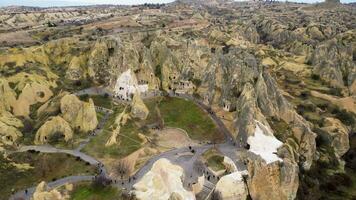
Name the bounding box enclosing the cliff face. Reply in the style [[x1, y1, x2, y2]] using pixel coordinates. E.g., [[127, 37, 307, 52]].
[[60, 94, 98, 133], [35, 116, 73, 144], [133, 158, 195, 200]]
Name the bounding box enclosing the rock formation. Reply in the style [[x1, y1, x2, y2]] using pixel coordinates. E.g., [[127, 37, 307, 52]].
[[32, 181, 66, 200], [133, 158, 195, 200], [214, 171, 248, 200], [130, 92, 149, 120], [321, 117, 350, 157], [60, 94, 98, 133], [106, 107, 129, 146], [0, 111, 23, 146], [247, 159, 299, 200], [0, 78, 16, 112], [35, 116, 73, 144]]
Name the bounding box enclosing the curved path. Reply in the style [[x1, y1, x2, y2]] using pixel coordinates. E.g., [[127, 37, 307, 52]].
[[9, 89, 244, 200]]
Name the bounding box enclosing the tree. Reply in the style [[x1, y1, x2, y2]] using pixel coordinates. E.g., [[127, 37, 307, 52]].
[[116, 160, 130, 179], [93, 174, 110, 187]]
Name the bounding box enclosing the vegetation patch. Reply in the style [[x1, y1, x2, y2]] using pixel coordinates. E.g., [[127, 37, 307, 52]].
[[70, 181, 122, 200], [0, 152, 96, 200], [158, 97, 222, 142], [82, 105, 144, 159], [79, 94, 113, 109], [267, 117, 293, 142], [202, 148, 225, 172]]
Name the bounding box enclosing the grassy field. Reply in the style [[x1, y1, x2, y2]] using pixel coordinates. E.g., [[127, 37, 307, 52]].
[[79, 95, 113, 109], [83, 96, 223, 160], [70, 182, 122, 200], [82, 105, 144, 159], [202, 148, 225, 172], [158, 97, 222, 142], [144, 97, 161, 125], [0, 152, 96, 200]]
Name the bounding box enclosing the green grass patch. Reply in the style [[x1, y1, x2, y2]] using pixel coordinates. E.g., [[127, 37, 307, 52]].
[[144, 97, 161, 125], [82, 110, 143, 159], [158, 97, 222, 142], [70, 182, 122, 200], [80, 95, 113, 109], [0, 152, 96, 200], [267, 117, 292, 142], [202, 148, 225, 172]]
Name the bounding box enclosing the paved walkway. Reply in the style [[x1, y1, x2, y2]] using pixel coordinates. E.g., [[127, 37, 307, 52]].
[[9, 88, 245, 200]]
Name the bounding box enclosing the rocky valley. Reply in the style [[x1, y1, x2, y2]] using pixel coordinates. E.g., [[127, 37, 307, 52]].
[[0, 0, 355, 200]]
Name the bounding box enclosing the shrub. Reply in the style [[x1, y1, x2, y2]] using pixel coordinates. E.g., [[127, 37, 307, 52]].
[[329, 87, 342, 96], [332, 108, 355, 126], [311, 74, 320, 80], [192, 78, 202, 87], [314, 128, 331, 147]]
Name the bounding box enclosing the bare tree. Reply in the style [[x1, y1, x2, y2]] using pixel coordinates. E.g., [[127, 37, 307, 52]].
[[93, 174, 110, 187], [116, 160, 130, 179]]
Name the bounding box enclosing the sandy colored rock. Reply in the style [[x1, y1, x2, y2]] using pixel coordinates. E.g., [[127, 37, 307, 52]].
[[322, 117, 350, 157], [0, 78, 16, 112], [12, 82, 53, 117], [35, 116, 73, 144], [133, 158, 195, 200], [192, 175, 205, 195], [106, 107, 129, 146], [261, 57, 277, 68], [131, 92, 149, 120], [214, 171, 248, 200], [247, 159, 299, 200], [37, 92, 69, 119], [65, 55, 87, 81], [60, 94, 98, 133], [0, 111, 23, 145], [32, 181, 66, 200], [310, 90, 356, 114]]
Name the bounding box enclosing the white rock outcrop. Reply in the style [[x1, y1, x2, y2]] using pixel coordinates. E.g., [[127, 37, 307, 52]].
[[133, 158, 195, 200], [223, 156, 238, 173], [214, 171, 248, 200], [114, 69, 148, 101], [247, 121, 283, 164]]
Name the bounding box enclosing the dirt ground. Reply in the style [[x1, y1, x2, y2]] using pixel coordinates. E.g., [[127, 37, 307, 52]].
[[0, 31, 37, 46], [156, 127, 197, 148], [103, 127, 197, 178]]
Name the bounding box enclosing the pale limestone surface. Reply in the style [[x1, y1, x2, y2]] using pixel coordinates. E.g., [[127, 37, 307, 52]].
[[133, 158, 195, 200]]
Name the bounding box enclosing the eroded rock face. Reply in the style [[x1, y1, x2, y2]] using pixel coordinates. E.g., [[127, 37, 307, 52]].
[[311, 35, 355, 90], [0, 78, 16, 112], [114, 69, 148, 101], [322, 117, 350, 157], [131, 92, 149, 120], [247, 159, 299, 200], [65, 55, 87, 81], [133, 158, 195, 200], [0, 111, 23, 145], [35, 116, 73, 144], [32, 181, 66, 200], [12, 82, 53, 117], [88, 36, 120, 85], [214, 171, 248, 200], [60, 94, 98, 133]]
